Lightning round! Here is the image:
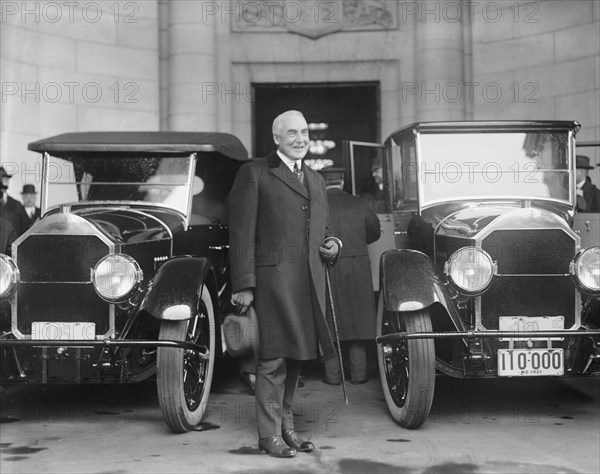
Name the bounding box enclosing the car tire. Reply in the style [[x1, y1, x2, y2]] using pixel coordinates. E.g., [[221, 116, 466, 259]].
[[377, 294, 435, 429], [157, 285, 216, 433]]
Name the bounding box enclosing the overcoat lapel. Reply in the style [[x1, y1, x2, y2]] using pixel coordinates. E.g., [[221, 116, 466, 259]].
[[267, 152, 309, 199]]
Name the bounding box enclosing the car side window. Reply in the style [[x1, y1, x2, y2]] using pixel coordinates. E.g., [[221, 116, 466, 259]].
[[392, 135, 417, 209]]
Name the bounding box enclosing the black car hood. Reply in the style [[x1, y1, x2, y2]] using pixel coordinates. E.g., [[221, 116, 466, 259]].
[[73, 207, 175, 243]]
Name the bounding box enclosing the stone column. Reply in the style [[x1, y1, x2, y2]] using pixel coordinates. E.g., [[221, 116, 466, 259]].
[[415, 0, 466, 121], [164, 0, 218, 131]]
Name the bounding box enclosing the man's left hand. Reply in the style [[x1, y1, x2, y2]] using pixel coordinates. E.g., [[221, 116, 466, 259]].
[[319, 239, 340, 263]]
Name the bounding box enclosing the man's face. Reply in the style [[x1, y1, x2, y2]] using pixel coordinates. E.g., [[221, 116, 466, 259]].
[[22, 193, 36, 207], [1, 176, 9, 188], [576, 168, 587, 183], [274, 115, 309, 161], [372, 167, 383, 184]]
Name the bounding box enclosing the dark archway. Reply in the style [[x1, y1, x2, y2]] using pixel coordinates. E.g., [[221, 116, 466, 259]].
[[252, 82, 380, 165]]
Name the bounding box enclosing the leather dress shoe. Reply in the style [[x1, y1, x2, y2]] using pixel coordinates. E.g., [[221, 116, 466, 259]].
[[238, 372, 256, 393], [351, 379, 368, 385], [282, 429, 314, 453], [258, 435, 296, 458]]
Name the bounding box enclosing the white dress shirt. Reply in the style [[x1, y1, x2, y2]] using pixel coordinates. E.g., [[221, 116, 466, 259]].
[[24, 206, 36, 218], [277, 150, 302, 173]]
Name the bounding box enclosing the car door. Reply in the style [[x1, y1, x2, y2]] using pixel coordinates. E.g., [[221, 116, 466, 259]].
[[342, 140, 397, 290]]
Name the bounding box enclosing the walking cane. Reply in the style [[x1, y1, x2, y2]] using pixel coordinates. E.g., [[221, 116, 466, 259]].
[[325, 267, 349, 405]]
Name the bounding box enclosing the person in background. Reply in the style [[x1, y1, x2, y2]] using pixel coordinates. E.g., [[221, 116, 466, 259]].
[[361, 158, 386, 213], [0, 217, 16, 255], [21, 184, 41, 229], [319, 167, 381, 385], [1, 167, 29, 236], [576, 155, 600, 212], [228, 110, 341, 458], [370, 161, 384, 201]]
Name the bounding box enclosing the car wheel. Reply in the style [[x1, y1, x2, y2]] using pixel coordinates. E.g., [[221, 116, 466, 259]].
[[377, 294, 435, 429], [157, 285, 216, 433]]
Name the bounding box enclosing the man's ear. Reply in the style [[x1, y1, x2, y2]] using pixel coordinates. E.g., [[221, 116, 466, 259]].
[[273, 134, 280, 145]]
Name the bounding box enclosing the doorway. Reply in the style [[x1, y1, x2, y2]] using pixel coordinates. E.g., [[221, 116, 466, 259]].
[[252, 82, 380, 165]]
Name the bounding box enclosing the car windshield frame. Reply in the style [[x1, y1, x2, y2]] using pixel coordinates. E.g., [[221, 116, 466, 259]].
[[411, 129, 575, 209], [40, 152, 197, 220]]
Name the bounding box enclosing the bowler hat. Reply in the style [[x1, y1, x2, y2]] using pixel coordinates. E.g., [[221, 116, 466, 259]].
[[21, 184, 37, 194], [0, 166, 12, 179], [576, 155, 593, 170]]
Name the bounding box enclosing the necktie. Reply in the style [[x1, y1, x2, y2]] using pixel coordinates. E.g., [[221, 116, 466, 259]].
[[293, 162, 305, 187]]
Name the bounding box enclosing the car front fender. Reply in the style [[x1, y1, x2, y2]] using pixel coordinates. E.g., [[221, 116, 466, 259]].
[[140, 256, 217, 321], [380, 249, 454, 315]]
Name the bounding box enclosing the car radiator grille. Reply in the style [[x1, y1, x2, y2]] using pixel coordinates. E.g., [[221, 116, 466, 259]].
[[480, 229, 576, 330], [15, 234, 110, 336]]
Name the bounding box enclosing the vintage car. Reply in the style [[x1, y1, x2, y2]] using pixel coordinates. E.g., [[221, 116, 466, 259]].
[[344, 121, 600, 429], [0, 132, 248, 433]]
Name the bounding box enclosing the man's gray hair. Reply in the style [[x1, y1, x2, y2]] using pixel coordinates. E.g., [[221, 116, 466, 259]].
[[272, 110, 306, 138]]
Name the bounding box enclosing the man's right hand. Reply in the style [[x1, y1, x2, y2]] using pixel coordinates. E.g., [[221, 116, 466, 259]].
[[231, 289, 254, 314]]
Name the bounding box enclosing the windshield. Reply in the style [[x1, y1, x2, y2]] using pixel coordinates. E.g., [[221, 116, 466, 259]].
[[43, 154, 196, 215], [417, 131, 571, 206]]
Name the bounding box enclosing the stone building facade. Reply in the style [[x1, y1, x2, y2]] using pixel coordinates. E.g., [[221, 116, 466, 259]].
[[1, 0, 599, 197]]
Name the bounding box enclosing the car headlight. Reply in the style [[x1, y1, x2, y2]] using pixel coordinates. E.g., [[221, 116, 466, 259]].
[[92, 254, 143, 302], [571, 247, 600, 294], [444, 247, 497, 295], [0, 255, 19, 298]]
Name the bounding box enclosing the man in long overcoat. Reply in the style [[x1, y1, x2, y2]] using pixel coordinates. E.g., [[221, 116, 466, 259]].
[[576, 155, 600, 212], [320, 169, 381, 384], [228, 110, 341, 458], [21, 184, 41, 229], [1, 167, 29, 236]]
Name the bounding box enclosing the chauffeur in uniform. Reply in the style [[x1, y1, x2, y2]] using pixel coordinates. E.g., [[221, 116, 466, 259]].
[[319, 168, 381, 385], [228, 110, 342, 458]]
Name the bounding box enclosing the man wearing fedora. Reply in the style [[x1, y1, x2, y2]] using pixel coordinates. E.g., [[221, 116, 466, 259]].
[[0, 166, 29, 236], [21, 184, 41, 229], [228, 110, 341, 458], [576, 155, 600, 212]]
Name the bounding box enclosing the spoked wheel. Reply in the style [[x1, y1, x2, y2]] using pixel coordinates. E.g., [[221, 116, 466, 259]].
[[157, 286, 215, 433], [377, 294, 435, 429]]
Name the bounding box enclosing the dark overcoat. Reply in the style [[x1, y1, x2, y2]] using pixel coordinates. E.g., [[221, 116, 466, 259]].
[[0, 217, 16, 255], [1, 196, 28, 236], [582, 179, 600, 212], [228, 152, 337, 361], [25, 207, 41, 229], [327, 188, 380, 341]]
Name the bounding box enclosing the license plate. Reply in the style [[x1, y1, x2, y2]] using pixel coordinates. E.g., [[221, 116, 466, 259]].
[[499, 316, 564, 341], [498, 349, 564, 376], [31, 322, 96, 341]]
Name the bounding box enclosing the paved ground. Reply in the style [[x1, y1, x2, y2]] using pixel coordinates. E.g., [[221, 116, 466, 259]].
[[0, 365, 599, 474]]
